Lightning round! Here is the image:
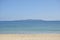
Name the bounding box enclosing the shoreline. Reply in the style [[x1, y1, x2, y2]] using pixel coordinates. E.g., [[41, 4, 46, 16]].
[[0, 34, 60, 40]]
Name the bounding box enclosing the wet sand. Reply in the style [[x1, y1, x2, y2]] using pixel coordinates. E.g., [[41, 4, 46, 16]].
[[0, 34, 60, 40]]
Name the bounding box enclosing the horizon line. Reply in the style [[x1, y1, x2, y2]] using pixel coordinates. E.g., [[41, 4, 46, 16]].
[[0, 19, 60, 21]]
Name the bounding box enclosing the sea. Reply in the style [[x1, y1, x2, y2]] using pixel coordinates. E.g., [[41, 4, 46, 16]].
[[0, 20, 60, 34]]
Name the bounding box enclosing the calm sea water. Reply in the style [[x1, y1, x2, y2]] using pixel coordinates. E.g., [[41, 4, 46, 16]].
[[0, 20, 60, 34]]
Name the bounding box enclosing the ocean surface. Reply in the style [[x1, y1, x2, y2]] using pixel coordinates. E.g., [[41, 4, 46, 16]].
[[0, 20, 60, 34]]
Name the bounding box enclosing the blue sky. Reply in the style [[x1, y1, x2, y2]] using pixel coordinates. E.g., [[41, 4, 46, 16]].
[[0, 0, 60, 21]]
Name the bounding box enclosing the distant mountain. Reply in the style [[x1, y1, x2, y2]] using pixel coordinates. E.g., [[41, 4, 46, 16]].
[[14, 19, 45, 22], [0, 19, 60, 22], [0, 19, 60, 24]]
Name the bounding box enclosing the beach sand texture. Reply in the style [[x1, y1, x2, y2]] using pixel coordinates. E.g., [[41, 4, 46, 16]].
[[0, 34, 60, 40]]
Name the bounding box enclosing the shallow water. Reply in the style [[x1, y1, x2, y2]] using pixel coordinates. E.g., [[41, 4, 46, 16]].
[[0, 21, 60, 34]]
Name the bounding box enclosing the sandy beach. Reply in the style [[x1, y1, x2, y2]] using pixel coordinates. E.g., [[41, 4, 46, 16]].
[[0, 34, 60, 40]]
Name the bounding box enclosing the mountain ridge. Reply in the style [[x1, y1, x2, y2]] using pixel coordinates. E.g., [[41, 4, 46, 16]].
[[0, 19, 60, 22]]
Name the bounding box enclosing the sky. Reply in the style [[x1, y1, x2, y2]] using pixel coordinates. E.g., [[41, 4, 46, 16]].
[[0, 0, 60, 21]]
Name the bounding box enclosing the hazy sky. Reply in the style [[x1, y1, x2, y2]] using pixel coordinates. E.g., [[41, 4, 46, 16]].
[[0, 0, 60, 21]]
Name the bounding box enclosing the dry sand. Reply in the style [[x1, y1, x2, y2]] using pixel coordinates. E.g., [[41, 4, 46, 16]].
[[0, 34, 60, 40]]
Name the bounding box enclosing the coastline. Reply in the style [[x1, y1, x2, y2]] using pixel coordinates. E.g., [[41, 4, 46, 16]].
[[0, 34, 60, 40]]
